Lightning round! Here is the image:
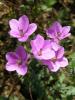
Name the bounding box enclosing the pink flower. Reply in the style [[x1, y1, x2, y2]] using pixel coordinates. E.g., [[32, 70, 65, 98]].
[[5, 46, 28, 76], [46, 21, 71, 43], [42, 47, 68, 72], [9, 15, 37, 42], [30, 34, 56, 60]]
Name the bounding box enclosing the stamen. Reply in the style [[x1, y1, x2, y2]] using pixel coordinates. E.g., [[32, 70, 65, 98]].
[[57, 32, 60, 35], [51, 57, 57, 62], [19, 30, 24, 37], [17, 59, 22, 66], [38, 49, 42, 56]]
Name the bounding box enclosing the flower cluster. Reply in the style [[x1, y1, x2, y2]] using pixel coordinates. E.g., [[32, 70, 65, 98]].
[[5, 15, 71, 75]]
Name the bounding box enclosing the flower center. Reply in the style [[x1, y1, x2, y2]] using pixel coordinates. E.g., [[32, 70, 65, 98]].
[[38, 49, 42, 56], [51, 57, 57, 62], [57, 32, 60, 35], [19, 30, 24, 37], [17, 59, 22, 66]]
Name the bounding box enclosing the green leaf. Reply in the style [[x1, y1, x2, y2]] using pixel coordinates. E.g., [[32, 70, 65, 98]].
[[41, 5, 52, 11], [20, 5, 29, 12], [9, 96, 18, 100], [66, 86, 75, 95], [0, 96, 8, 100], [44, 0, 57, 7], [59, 73, 65, 83]]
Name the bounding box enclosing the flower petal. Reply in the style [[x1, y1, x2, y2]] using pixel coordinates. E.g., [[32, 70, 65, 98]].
[[53, 21, 62, 33], [42, 48, 55, 60], [19, 15, 29, 32], [9, 19, 19, 30], [6, 62, 18, 71], [16, 64, 27, 76], [18, 23, 37, 42], [42, 60, 60, 72], [18, 34, 28, 42], [34, 48, 55, 60], [42, 60, 53, 69], [25, 23, 37, 36], [6, 52, 19, 63], [56, 47, 64, 59], [60, 26, 71, 39], [50, 41, 60, 51], [30, 34, 44, 52], [50, 61, 60, 72], [59, 57, 68, 67], [62, 26, 71, 34], [43, 40, 51, 49], [46, 21, 62, 38], [63, 33, 71, 38], [46, 26, 56, 38], [9, 30, 20, 38], [16, 46, 27, 61]]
